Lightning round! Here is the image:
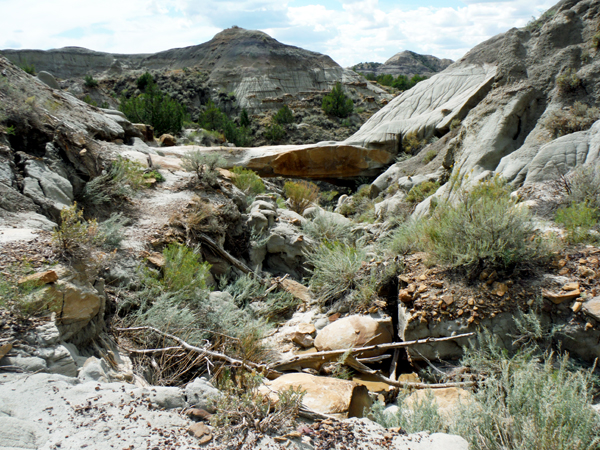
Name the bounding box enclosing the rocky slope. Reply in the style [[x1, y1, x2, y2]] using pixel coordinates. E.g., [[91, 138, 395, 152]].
[[352, 51, 453, 78]]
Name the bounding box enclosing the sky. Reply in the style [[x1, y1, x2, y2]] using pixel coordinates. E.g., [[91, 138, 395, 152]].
[[0, 0, 558, 67]]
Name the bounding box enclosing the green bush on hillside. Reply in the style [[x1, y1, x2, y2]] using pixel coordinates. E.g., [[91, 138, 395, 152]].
[[273, 105, 294, 125], [322, 82, 354, 118], [84, 75, 98, 88], [199, 101, 250, 147], [119, 81, 187, 135]]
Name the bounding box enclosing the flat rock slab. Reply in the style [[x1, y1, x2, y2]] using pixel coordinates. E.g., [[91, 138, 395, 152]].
[[582, 297, 600, 322]]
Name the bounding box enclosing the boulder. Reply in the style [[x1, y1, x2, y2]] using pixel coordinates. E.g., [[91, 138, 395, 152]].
[[263, 373, 372, 418], [23, 160, 74, 211], [314, 315, 393, 357], [37, 70, 59, 89], [159, 134, 177, 147], [34, 279, 103, 327]]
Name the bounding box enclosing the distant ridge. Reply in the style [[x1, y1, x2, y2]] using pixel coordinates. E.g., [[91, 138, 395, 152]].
[[352, 50, 453, 78]]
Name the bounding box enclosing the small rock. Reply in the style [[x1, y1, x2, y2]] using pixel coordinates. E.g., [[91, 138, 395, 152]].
[[298, 323, 316, 335], [580, 267, 596, 278], [543, 289, 580, 304], [18, 270, 58, 286], [442, 295, 454, 306], [146, 253, 165, 267], [186, 408, 212, 421], [188, 422, 212, 443], [432, 281, 444, 288], [398, 289, 412, 303], [572, 301, 583, 313], [562, 282, 579, 291], [291, 331, 315, 348]]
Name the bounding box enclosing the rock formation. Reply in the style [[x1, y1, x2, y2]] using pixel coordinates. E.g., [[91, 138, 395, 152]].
[[352, 0, 600, 199], [353, 51, 453, 78]]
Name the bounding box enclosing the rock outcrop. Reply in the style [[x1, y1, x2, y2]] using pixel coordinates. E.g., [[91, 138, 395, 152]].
[[353, 51, 453, 78], [347, 0, 600, 203]]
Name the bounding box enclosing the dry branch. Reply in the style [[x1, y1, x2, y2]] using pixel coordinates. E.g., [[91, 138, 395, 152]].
[[116, 326, 282, 379], [272, 333, 475, 371], [343, 354, 476, 390]]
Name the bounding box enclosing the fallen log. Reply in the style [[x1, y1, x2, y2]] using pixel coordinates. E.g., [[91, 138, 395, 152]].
[[272, 333, 475, 372]]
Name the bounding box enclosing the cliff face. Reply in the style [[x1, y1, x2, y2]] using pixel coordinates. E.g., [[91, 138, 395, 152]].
[[1, 27, 391, 110], [353, 51, 453, 78]]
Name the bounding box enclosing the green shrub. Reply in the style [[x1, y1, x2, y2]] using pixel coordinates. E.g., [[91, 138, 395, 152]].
[[449, 118, 462, 130], [83, 156, 156, 204], [305, 242, 366, 303], [544, 102, 600, 138], [302, 210, 354, 245], [555, 202, 598, 244], [322, 82, 354, 118], [180, 150, 225, 184], [119, 81, 187, 135], [84, 75, 98, 88], [406, 181, 440, 203], [160, 244, 211, 293], [567, 164, 600, 209], [264, 123, 285, 143], [556, 68, 583, 93], [384, 218, 427, 256], [52, 203, 99, 255], [592, 32, 600, 49], [0, 267, 48, 318], [82, 95, 97, 106], [273, 105, 294, 125], [136, 72, 154, 91], [230, 166, 265, 195], [423, 178, 550, 272], [19, 61, 35, 75], [97, 213, 129, 249], [402, 132, 426, 154], [283, 181, 319, 214]]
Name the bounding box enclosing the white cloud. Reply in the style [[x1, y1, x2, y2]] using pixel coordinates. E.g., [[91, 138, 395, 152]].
[[0, 0, 559, 65]]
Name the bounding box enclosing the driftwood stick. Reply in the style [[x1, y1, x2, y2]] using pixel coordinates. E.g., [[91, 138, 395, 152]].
[[344, 355, 475, 390], [357, 354, 391, 364], [272, 332, 475, 371], [116, 326, 282, 379], [126, 346, 183, 354]]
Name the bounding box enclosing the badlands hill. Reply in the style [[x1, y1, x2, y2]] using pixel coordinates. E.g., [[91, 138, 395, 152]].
[[1, 27, 390, 110], [352, 50, 453, 78]]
